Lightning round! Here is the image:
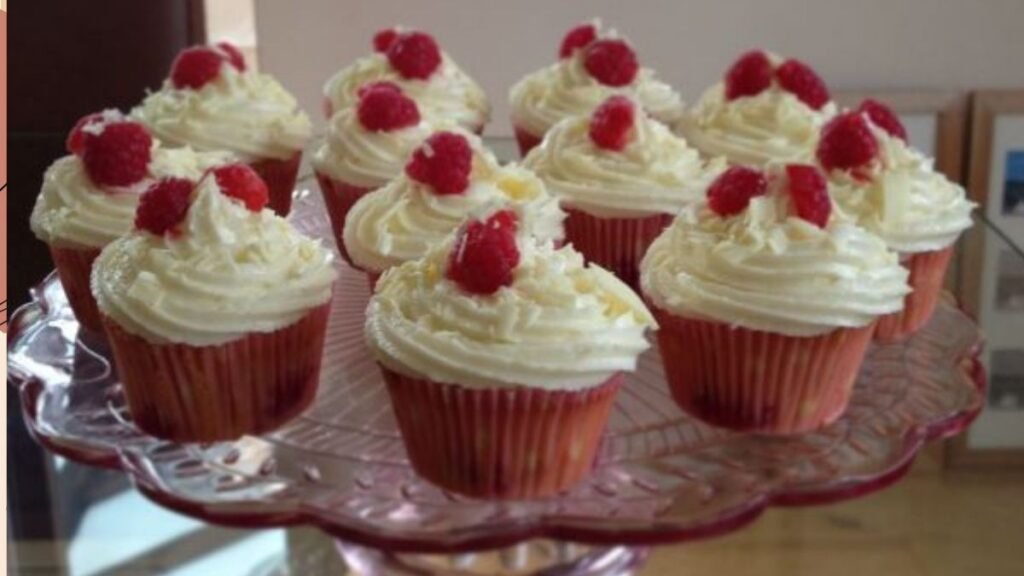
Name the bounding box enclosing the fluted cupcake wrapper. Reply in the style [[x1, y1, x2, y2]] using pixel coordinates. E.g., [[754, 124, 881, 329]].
[[513, 124, 543, 158], [50, 245, 103, 333], [650, 305, 876, 434], [249, 152, 302, 217], [874, 246, 954, 343], [314, 171, 373, 267], [564, 208, 672, 291], [102, 302, 332, 443], [382, 368, 623, 499]]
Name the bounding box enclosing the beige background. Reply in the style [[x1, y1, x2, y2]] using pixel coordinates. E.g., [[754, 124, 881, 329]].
[[253, 0, 1024, 137]]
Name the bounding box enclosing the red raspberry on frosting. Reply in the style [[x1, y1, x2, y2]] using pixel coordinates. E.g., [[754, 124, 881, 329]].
[[816, 111, 879, 174], [405, 131, 473, 195], [707, 166, 768, 217], [373, 28, 400, 53], [82, 121, 153, 187], [589, 95, 636, 151], [583, 39, 638, 87], [135, 178, 195, 236], [212, 164, 269, 212], [171, 46, 226, 90], [559, 23, 598, 59], [215, 41, 247, 72], [66, 112, 109, 155], [387, 31, 442, 80], [724, 50, 774, 101], [785, 164, 831, 228], [775, 59, 831, 110], [446, 210, 521, 295], [357, 82, 421, 132], [858, 99, 908, 142]]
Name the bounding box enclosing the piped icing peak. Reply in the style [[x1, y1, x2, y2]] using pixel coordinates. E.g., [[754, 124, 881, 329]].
[[641, 164, 910, 336], [366, 224, 655, 390], [91, 172, 336, 345]]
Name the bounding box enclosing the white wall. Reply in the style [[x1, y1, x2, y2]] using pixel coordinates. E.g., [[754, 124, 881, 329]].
[[254, 0, 1024, 136]]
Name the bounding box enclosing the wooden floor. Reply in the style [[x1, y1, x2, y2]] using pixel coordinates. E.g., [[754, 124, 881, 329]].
[[643, 462, 1024, 576]]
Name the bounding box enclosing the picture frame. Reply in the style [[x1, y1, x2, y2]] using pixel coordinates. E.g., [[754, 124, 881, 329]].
[[949, 90, 1024, 468]]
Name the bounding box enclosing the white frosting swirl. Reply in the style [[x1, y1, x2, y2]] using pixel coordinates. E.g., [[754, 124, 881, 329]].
[[509, 50, 683, 138], [323, 53, 489, 133], [343, 152, 566, 273], [677, 83, 836, 167], [366, 236, 655, 390], [828, 123, 975, 253], [641, 187, 910, 337], [312, 106, 434, 188], [92, 177, 337, 346], [30, 146, 235, 248], [132, 67, 312, 162], [523, 113, 727, 217]]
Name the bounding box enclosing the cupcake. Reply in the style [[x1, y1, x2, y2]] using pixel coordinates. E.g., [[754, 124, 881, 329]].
[[313, 82, 435, 259], [30, 110, 234, 333], [342, 130, 564, 286], [322, 28, 489, 134], [677, 50, 836, 167], [366, 209, 655, 498], [524, 95, 726, 288], [509, 21, 683, 156], [91, 166, 337, 442], [817, 101, 975, 341], [132, 42, 312, 216], [641, 164, 909, 433]]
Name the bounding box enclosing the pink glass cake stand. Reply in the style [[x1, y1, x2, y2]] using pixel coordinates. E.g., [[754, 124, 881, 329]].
[[8, 188, 986, 575]]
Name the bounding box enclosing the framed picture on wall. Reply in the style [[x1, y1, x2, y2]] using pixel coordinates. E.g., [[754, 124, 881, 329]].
[[950, 90, 1024, 467]]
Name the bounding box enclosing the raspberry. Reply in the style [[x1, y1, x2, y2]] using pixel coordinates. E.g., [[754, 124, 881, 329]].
[[66, 112, 106, 155], [559, 23, 598, 58], [707, 166, 768, 217], [589, 95, 636, 151], [405, 131, 473, 195], [387, 32, 442, 80], [373, 28, 400, 53], [858, 98, 907, 141], [216, 41, 246, 71], [82, 121, 153, 187], [446, 210, 520, 295], [171, 47, 224, 89], [135, 178, 195, 236], [583, 39, 638, 87], [357, 83, 420, 132], [357, 80, 402, 98], [785, 164, 831, 228], [816, 112, 879, 173], [775, 59, 831, 110], [212, 164, 269, 211], [724, 50, 773, 101]]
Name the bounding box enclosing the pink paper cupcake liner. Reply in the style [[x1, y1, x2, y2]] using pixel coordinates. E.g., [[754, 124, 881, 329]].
[[650, 304, 876, 434], [102, 302, 332, 443], [564, 208, 672, 290], [874, 246, 954, 343], [249, 152, 302, 217], [514, 125, 543, 158], [49, 245, 103, 333], [315, 171, 374, 265], [382, 368, 623, 499]]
